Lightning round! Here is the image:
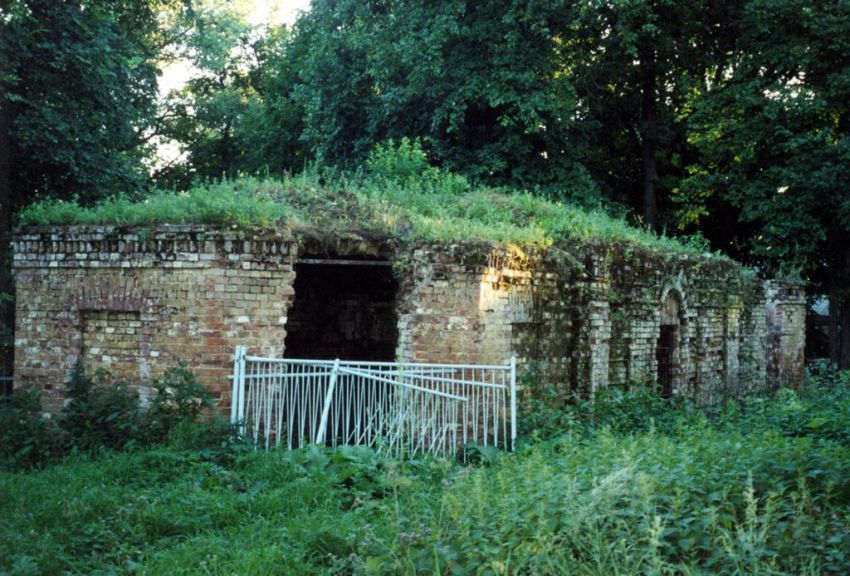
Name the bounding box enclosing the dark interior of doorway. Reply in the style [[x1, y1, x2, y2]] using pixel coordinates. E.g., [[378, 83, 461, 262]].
[[656, 324, 677, 397], [284, 262, 399, 361]]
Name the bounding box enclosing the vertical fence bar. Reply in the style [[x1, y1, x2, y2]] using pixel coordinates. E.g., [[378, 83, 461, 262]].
[[232, 347, 248, 435], [287, 365, 296, 449], [275, 364, 284, 447], [315, 359, 340, 445], [230, 346, 243, 424], [510, 356, 517, 451]]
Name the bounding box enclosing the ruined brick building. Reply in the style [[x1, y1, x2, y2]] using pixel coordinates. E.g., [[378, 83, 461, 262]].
[[12, 224, 805, 413]]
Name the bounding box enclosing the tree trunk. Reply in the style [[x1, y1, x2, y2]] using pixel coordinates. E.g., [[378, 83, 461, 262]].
[[828, 245, 850, 368], [839, 248, 850, 369], [0, 3, 11, 249], [0, 99, 9, 233], [220, 120, 233, 179], [639, 39, 658, 229], [828, 278, 841, 365], [837, 115, 850, 369], [0, 86, 14, 377], [840, 296, 850, 369], [0, 0, 17, 377]]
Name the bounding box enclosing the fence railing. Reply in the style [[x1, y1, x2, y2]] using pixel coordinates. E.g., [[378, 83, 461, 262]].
[[230, 347, 516, 459]]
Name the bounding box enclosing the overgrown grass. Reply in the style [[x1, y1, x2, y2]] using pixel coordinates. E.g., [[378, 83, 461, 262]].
[[2, 373, 849, 575], [17, 179, 295, 230], [18, 169, 708, 254]]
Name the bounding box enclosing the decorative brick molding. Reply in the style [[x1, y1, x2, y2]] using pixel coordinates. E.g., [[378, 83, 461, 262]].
[[13, 225, 295, 270]]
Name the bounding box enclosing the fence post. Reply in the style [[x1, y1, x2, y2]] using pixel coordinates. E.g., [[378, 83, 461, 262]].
[[230, 346, 247, 434], [230, 346, 241, 423], [315, 358, 340, 445], [510, 356, 517, 451]]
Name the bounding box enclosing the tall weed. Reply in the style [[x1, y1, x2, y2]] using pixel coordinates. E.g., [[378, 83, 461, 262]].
[[1, 362, 219, 470], [0, 387, 62, 469], [2, 371, 849, 574], [60, 363, 142, 452]]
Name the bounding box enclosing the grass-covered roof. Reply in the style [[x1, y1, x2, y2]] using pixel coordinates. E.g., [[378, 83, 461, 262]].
[[18, 172, 711, 255]]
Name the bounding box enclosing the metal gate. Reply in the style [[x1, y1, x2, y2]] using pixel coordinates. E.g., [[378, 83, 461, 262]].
[[230, 347, 517, 459]]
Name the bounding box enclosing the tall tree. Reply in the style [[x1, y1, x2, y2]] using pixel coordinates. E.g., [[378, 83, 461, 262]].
[[0, 2, 10, 373], [0, 0, 167, 204], [683, 0, 850, 366], [154, 3, 305, 187], [567, 0, 742, 228], [0, 0, 173, 373], [292, 0, 597, 200]]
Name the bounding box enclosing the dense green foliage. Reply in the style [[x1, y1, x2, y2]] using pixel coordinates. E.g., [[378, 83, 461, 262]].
[[0, 0, 172, 203], [152, 2, 307, 188], [0, 363, 213, 470], [0, 0, 184, 374], [60, 364, 146, 453], [567, 0, 739, 227], [0, 387, 63, 470], [291, 0, 596, 198], [680, 0, 850, 363], [2, 373, 849, 574]]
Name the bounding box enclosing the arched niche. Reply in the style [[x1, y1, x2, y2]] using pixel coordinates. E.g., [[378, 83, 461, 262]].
[[656, 290, 684, 397]]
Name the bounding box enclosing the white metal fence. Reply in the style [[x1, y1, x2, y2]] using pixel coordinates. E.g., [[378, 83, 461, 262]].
[[230, 347, 517, 459]]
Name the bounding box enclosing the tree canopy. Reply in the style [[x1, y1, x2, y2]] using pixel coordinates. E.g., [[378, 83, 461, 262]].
[[2, 0, 850, 365], [681, 0, 850, 363], [0, 0, 181, 372]]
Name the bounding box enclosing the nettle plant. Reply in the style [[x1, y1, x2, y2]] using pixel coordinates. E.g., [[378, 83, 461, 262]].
[[145, 362, 214, 441], [0, 361, 214, 469], [61, 363, 141, 452]]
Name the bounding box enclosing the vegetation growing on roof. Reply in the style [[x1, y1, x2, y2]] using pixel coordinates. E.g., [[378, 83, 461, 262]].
[[18, 164, 712, 256]]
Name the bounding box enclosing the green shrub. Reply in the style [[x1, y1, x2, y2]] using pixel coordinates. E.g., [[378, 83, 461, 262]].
[[366, 138, 433, 183], [59, 363, 143, 452], [517, 374, 695, 441], [164, 418, 249, 457], [58, 361, 222, 453], [516, 364, 583, 441], [589, 385, 696, 435], [0, 387, 62, 470], [366, 138, 471, 195], [718, 369, 850, 446], [144, 362, 214, 443]]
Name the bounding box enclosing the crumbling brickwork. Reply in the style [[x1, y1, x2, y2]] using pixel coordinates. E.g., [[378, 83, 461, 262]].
[[13, 226, 296, 412], [395, 242, 806, 402], [13, 225, 806, 414], [395, 245, 536, 366], [764, 280, 807, 390]]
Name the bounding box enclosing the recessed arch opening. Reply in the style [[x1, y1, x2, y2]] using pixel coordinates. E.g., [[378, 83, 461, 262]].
[[657, 291, 683, 397]]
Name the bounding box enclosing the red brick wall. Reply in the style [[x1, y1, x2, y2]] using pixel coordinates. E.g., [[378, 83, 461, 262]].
[[12, 227, 807, 414], [13, 226, 296, 413]]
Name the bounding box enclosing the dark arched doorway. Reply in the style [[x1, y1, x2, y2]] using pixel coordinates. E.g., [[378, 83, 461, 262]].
[[656, 292, 681, 397], [284, 261, 399, 361]]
